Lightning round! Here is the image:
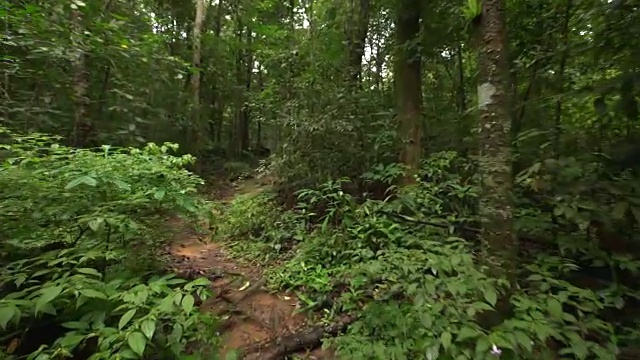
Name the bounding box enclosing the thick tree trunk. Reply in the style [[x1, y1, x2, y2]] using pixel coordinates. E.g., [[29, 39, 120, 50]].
[[70, 5, 90, 147], [396, 0, 423, 185], [475, 0, 516, 324]]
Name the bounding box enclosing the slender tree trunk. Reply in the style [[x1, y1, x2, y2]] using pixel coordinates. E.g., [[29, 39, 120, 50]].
[[475, 0, 516, 325], [212, 0, 224, 143], [241, 29, 253, 152], [346, 0, 371, 86], [229, 7, 244, 158], [396, 0, 423, 185], [71, 5, 90, 147], [456, 43, 466, 113], [553, 0, 573, 157], [190, 0, 207, 166]]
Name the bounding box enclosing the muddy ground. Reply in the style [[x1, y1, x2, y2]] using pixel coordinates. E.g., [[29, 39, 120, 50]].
[[168, 177, 336, 359]]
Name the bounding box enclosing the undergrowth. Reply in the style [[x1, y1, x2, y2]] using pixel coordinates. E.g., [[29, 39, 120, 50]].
[[213, 151, 640, 360], [0, 128, 219, 359]]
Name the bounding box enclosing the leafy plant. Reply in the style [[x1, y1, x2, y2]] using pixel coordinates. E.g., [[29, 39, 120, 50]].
[[0, 128, 219, 359]]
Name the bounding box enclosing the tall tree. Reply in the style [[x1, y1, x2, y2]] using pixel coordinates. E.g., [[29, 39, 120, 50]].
[[189, 0, 207, 162], [346, 0, 371, 86], [475, 0, 516, 313], [71, 2, 90, 147], [396, 0, 423, 185], [211, 0, 225, 143]]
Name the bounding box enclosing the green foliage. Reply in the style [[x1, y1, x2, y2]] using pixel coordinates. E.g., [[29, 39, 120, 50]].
[[216, 151, 638, 360], [214, 191, 306, 262], [0, 128, 218, 359], [223, 161, 253, 181]]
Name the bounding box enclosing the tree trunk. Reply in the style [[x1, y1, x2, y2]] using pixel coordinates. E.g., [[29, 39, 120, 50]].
[[456, 43, 466, 113], [553, 0, 573, 157], [475, 0, 516, 324], [256, 68, 264, 148], [346, 0, 371, 85], [212, 0, 225, 143], [71, 5, 90, 147], [229, 7, 244, 158], [396, 0, 423, 185], [241, 29, 253, 152], [190, 0, 207, 165]]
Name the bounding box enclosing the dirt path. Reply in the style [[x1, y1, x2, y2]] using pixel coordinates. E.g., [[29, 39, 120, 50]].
[[169, 177, 335, 359]]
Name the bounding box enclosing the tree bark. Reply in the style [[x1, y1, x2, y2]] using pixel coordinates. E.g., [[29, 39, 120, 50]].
[[212, 0, 225, 143], [475, 0, 516, 323], [553, 0, 573, 157], [396, 0, 423, 185], [456, 43, 466, 113], [241, 29, 253, 152], [190, 0, 207, 165], [229, 6, 244, 158], [346, 0, 371, 86], [71, 4, 90, 147]]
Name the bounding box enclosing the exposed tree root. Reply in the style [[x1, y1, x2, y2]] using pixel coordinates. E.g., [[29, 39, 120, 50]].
[[240, 314, 355, 360]]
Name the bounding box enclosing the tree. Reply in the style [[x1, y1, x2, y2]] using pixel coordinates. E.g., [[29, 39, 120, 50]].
[[475, 0, 516, 312], [395, 0, 423, 185], [190, 0, 207, 165], [70, 1, 90, 147]]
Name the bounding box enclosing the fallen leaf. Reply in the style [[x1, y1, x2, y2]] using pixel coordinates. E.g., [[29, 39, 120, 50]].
[[238, 281, 250, 291]]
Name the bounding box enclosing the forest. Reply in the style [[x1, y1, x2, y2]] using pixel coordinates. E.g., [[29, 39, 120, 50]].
[[1, 0, 640, 359]]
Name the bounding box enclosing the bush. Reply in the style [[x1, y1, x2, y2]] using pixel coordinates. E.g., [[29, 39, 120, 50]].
[[0, 128, 218, 359], [218, 151, 636, 360]]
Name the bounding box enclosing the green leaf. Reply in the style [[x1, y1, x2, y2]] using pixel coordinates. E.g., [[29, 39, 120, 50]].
[[612, 201, 629, 220], [65, 175, 98, 189], [154, 189, 166, 200], [77, 268, 102, 277], [36, 286, 63, 314], [112, 179, 131, 191], [482, 287, 497, 307], [0, 305, 17, 329], [182, 294, 195, 313], [119, 309, 137, 330], [127, 331, 147, 357], [88, 218, 104, 231], [140, 319, 156, 340], [79, 289, 107, 299], [441, 331, 452, 349], [58, 334, 86, 350], [189, 278, 211, 287], [157, 295, 175, 313], [515, 331, 533, 351], [39, 302, 57, 315], [456, 326, 479, 341], [225, 350, 238, 360], [62, 321, 89, 330], [547, 298, 563, 319]]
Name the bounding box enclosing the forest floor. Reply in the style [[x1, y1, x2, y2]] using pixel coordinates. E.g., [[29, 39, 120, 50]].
[[167, 176, 335, 359]]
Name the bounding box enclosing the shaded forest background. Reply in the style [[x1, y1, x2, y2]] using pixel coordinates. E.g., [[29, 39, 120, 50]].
[[2, 0, 640, 359]]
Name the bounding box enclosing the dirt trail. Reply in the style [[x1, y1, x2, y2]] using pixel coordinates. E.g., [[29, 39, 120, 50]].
[[169, 177, 335, 359]]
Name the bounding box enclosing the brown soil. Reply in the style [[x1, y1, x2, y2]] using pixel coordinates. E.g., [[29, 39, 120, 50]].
[[168, 176, 335, 360]]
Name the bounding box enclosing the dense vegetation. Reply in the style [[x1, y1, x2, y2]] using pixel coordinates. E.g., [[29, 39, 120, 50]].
[[2, 0, 640, 359]]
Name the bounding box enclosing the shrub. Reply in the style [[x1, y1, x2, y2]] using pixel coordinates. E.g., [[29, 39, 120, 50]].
[[0, 128, 218, 359], [222, 151, 635, 360]]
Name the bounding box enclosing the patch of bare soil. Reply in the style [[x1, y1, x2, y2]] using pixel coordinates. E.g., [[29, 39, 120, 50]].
[[168, 186, 338, 359]]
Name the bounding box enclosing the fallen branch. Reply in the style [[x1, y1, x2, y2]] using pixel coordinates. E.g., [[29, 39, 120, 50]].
[[241, 314, 356, 360]]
